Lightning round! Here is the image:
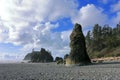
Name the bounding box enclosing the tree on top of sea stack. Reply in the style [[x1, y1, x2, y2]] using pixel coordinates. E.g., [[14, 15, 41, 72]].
[[69, 23, 91, 64]]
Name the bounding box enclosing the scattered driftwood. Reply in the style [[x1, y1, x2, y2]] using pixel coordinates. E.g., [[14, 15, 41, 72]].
[[92, 57, 120, 63]]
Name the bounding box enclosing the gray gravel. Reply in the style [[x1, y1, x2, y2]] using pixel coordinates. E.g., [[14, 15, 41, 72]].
[[0, 62, 120, 80]]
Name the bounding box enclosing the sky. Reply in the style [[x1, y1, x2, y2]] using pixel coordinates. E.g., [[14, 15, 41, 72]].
[[0, 0, 120, 61]]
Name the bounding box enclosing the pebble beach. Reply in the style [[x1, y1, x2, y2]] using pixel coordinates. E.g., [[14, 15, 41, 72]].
[[0, 62, 120, 80]]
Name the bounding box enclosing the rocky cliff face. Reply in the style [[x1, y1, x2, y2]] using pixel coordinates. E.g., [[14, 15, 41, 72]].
[[24, 53, 33, 60], [24, 48, 53, 63], [69, 23, 91, 64]]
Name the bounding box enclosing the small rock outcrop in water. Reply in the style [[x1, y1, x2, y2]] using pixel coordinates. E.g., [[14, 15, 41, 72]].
[[24, 48, 53, 63], [24, 53, 32, 60], [55, 57, 63, 64], [67, 23, 91, 65]]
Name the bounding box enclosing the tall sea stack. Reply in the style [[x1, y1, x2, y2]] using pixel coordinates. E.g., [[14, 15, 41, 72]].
[[69, 23, 91, 64]]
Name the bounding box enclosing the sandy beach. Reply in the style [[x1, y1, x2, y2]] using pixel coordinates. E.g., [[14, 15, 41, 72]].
[[0, 62, 120, 80]]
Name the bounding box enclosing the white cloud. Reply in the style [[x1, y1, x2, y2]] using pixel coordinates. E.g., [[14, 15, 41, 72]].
[[112, 12, 120, 24], [0, 0, 111, 60], [0, 19, 9, 42], [111, 1, 120, 24], [61, 30, 71, 44], [0, 52, 24, 60], [111, 1, 120, 12], [102, 0, 108, 4], [0, 0, 78, 59], [21, 22, 71, 58], [72, 4, 108, 27], [98, 0, 116, 4], [100, 0, 113, 4], [0, 0, 77, 22]]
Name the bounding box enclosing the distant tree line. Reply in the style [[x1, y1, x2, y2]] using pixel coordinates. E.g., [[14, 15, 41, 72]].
[[86, 23, 120, 58]]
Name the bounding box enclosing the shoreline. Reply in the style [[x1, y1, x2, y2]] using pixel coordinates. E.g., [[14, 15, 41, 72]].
[[0, 62, 120, 80]]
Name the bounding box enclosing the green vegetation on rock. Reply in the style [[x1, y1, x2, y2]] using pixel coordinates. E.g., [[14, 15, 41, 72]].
[[69, 23, 91, 64], [24, 48, 53, 63]]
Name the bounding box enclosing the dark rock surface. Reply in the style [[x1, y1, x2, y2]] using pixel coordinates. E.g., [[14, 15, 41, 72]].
[[24, 53, 34, 60], [69, 23, 91, 64], [24, 48, 53, 62]]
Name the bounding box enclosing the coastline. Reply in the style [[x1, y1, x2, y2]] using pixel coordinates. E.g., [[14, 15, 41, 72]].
[[0, 62, 120, 80]]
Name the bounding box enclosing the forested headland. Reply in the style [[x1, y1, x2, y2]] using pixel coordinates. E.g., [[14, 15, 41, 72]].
[[86, 23, 120, 58]]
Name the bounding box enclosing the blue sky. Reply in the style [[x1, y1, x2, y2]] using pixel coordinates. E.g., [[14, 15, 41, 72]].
[[0, 0, 120, 61]]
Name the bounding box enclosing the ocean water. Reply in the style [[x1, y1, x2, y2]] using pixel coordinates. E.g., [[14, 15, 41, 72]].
[[0, 60, 22, 64]]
